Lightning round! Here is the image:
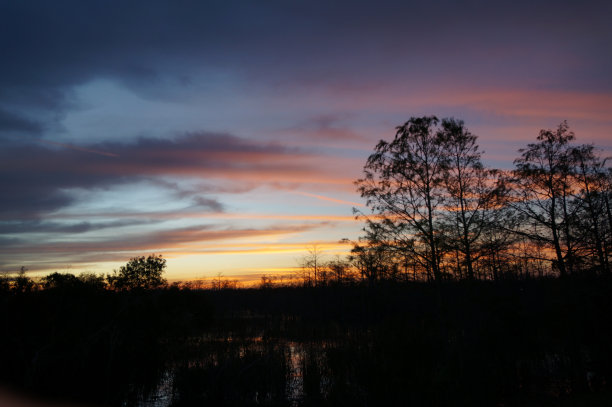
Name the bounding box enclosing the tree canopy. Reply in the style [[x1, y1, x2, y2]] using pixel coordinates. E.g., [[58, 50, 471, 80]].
[[354, 117, 611, 282], [107, 254, 167, 290]]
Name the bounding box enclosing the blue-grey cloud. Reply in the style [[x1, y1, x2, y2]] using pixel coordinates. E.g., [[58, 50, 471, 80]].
[[0, 219, 159, 235], [0, 222, 320, 265], [0, 131, 314, 219], [0, 108, 42, 134]]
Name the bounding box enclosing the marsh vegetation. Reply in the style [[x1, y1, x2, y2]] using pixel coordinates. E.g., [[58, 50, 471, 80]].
[[1, 277, 612, 406]]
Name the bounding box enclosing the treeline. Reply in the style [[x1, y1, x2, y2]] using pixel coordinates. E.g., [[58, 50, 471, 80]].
[[0, 255, 167, 293], [345, 117, 612, 284], [0, 256, 243, 293]]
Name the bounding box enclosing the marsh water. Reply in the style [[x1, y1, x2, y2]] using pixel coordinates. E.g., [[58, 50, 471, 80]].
[[128, 321, 608, 407], [2, 281, 611, 406], [134, 335, 318, 407], [130, 320, 365, 407]]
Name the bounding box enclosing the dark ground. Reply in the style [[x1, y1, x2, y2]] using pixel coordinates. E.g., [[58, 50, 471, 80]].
[[1, 276, 611, 406]]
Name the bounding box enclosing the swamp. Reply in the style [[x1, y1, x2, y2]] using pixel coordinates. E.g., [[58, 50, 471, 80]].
[[1, 276, 612, 406]]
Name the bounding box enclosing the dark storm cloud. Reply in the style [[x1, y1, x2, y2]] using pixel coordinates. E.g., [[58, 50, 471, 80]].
[[0, 132, 313, 219], [1, 0, 610, 113], [0, 108, 42, 134]]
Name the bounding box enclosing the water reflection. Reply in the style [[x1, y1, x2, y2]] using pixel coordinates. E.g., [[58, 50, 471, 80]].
[[134, 370, 174, 407], [134, 334, 339, 407], [285, 342, 304, 406], [134, 331, 605, 407]]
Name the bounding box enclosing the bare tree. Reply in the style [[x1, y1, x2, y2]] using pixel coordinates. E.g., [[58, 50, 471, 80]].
[[299, 244, 325, 287], [325, 256, 353, 284], [347, 222, 403, 284], [438, 118, 503, 280], [356, 116, 447, 281], [570, 145, 611, 273], [509, 122, 577, 277]]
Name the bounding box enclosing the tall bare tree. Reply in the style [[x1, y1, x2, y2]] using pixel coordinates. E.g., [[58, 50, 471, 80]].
[[570, 145, 610, 273], [299, 244, 325, 287], [510, 122, 577, 277], [438, 118, 503, 280], [356, 116, 447, 281]]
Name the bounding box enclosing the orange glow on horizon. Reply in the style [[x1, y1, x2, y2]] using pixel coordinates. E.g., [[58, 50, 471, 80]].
[[164, 241, 352, 257]]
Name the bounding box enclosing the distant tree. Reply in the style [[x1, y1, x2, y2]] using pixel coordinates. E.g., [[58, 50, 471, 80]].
[[259, 274, 274, 289], [299, 245, 325, 287], [77, 272, 107, 289], [13, 266, 36, 293], [348, 221, 405, 284], [107, 254, 167, 290], [0, 272, 10, 292], [209, 272, 240, 290], [211, 272, 224, 290], [42, 272, 81, 289], [325, 256, 353, 285], [41, 272, 106, 290], [190, 279, 207, 290]]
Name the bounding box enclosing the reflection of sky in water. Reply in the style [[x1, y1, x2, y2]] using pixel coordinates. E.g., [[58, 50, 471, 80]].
[[287, 342, 305, 405]]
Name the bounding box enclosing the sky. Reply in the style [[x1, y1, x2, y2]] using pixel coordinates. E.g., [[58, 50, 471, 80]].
[[1, 0, 611, 283]]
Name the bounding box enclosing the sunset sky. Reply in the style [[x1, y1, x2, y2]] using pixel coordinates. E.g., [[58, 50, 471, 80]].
[[1, 0, 611, 283]]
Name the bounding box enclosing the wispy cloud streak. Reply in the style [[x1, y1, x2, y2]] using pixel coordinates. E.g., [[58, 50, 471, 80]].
[[38, 139, 120, 157]]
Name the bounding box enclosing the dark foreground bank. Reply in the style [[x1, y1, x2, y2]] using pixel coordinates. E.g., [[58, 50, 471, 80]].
[[1, 276, 611, 406]]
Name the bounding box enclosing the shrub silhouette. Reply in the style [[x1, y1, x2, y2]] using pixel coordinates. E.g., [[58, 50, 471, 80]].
[[42, 272, 106, 290]]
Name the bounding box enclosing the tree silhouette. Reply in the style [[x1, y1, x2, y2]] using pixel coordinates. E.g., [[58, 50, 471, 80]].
[[107, 254, 167, 290], [42, 272, 107, 290], [438, 118, 503, 280], [570, 145, 611, 273], [298, 245, 325, 287], [356, 116, 447, 281], [13, 266, 36, 293], [510, 122, 579, 276], [42, 272, 81, 289], [348, 221, 405, 284]]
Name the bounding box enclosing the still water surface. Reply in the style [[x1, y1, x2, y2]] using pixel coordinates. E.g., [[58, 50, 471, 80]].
[[132, 334, 334, 407]]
